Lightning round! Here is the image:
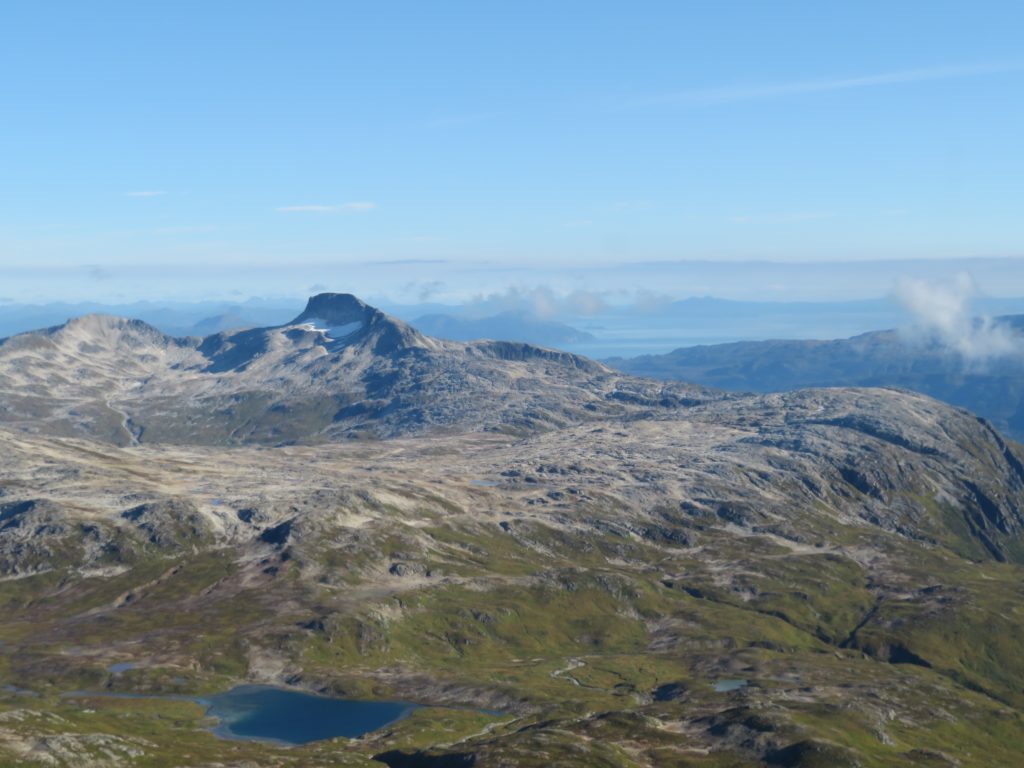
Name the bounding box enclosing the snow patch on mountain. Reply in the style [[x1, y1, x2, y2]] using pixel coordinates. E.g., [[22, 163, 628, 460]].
[[299, 319, 364, 341]]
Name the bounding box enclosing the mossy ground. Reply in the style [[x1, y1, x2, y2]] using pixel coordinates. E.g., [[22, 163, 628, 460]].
[[2, 505, 1023, 767]]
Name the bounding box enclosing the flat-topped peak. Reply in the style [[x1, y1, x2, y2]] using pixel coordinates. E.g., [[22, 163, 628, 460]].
[[288, 292, 434, 354], [292, 293, 376, 327]]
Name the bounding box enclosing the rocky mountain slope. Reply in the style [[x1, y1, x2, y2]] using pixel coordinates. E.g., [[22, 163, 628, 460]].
[[1, 294, 1024, 766], [607, 316, 1024, 441], [0, 293, 710, 445]]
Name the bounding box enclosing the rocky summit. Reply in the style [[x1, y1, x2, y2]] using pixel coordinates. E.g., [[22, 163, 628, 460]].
[[0, 294, 1023, 767]]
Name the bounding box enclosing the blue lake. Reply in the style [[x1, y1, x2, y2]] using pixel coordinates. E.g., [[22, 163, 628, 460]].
[[66, 685, 421, 744], [204, 685, 419, 744]]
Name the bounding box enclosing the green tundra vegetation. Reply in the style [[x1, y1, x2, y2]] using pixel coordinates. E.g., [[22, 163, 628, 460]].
[[1, 423, 1024, 766]]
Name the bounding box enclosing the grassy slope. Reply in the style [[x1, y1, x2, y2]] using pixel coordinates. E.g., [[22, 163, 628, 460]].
[[1, 505, 1023, 767]]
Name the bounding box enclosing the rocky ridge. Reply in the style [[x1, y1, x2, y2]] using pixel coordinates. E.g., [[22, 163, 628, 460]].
[[0, 293, 710, 444]]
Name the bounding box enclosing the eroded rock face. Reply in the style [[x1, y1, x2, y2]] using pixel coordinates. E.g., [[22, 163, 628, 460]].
[[0, 499, 119, 576], [119, 500, 212, 549], [0, 499, 64, 536]]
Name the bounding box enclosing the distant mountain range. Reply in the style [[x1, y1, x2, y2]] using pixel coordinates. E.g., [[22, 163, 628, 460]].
[[411, 311, 595, 345], [0, 299, 301, 339], [607, 315, 1024, 441], [5, 295, 1024, 359]]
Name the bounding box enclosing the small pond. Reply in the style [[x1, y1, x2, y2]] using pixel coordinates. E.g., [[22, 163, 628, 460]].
[[712, 678, 749, 693]]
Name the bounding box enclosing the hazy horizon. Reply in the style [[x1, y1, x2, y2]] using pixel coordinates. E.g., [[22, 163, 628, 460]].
[[5, 256, 1024, 309], [4, 2, 1023, 307], [4, 267, 1024, 361]]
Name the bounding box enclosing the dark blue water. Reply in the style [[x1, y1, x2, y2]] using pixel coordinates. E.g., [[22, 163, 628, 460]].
[[204, 685, 419, 744], [64, 685, 421, 744]]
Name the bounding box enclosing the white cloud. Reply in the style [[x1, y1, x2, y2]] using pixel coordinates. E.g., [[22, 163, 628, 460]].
[[276, 202, 376, 213], [463, 286, 612, 319], [127, 190, 166, 198], [894, 273, 1021, 361], [642, 60, 1024, 106]]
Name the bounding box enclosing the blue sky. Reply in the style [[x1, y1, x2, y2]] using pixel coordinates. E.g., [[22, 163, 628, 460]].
[[2, 1, 1023, 303]]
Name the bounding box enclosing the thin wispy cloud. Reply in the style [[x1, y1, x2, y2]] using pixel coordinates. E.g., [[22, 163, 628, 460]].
[[276, 202, 376, 213], [366, 258, 448, 266], [641, 60, 1024, 106], [127, 190, 167, 198]]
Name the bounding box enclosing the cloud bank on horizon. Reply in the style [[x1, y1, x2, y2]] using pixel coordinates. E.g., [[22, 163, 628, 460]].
[[4, 256, 1024, 308]]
